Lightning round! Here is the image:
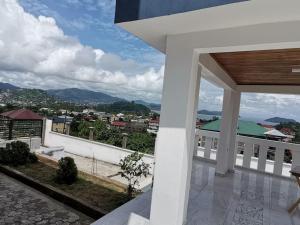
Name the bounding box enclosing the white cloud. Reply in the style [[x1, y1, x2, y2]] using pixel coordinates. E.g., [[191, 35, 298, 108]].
[[0, 0, 164, 103], [2, 0, 300, 121]]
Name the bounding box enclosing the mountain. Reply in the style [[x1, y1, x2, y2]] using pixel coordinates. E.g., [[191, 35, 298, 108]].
[[135, 100, 161, 111], [0, 82, 19, 90], [198, 110, 222, 116], [265, 117, 297, 123], [47, 88, 124, 104], [0, 88, 58, 106]]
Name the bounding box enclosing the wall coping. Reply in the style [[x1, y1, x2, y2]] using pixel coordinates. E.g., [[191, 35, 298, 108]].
[[49, 131, 155, 159]]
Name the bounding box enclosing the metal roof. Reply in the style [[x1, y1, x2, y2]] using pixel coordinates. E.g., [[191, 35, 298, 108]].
[[201, 119, 268, 138], [1, 109, 43, 120]]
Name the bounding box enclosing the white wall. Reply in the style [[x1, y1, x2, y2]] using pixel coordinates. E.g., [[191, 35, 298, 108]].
[[0, 137, 41, 151], [44, 120, 154, 171]]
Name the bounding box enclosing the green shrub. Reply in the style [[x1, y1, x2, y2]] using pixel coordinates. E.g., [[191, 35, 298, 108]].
[[9, 141, 30, 166], [0, 147, 11, 164], [28, 152, 38, 163], [0, 141, 37, 166], [55, 157, 78, 185]]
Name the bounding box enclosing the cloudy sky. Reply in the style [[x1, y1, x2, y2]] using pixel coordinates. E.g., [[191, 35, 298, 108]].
[[0, 0, 300, 121]]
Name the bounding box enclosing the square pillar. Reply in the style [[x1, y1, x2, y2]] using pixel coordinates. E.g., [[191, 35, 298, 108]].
[[149, 40, 201, 225], [227, 91, 241, 171], [216, 89, 241, 175]]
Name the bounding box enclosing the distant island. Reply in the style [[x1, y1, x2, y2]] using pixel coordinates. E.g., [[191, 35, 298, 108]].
[[198, 110, 222, 116], [265, 117, 297, 123]]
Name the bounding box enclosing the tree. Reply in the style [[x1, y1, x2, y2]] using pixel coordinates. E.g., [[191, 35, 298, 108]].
[[119, 152, 151, 198], [78, 121, 91, 138], [127, 133, 155, 154], [55, 157, 78, 185]]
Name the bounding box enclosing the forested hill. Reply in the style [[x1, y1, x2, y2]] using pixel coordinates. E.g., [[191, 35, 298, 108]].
[[96, 101, 151, 114]]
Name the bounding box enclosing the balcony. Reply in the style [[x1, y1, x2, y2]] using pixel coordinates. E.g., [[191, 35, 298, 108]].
[[94, 155, 300, 225], [113, 1, 300, 224]]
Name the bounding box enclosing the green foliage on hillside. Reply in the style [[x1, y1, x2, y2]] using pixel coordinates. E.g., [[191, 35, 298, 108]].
[[96, 101, 151, 115], [275, 122, 300, 143]]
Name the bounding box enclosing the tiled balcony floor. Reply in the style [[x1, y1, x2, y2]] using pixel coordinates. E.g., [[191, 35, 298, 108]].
[[93, 159, 300, 225]]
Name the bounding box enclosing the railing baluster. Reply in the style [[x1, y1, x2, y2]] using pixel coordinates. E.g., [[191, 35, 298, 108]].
[[257, 145, 268, 172], [243, 142, 253, 168], [194, 133, 200, 157], [204, 136, 213, 159], [274, 147, 285, 176], [292, 149, 300, 169]]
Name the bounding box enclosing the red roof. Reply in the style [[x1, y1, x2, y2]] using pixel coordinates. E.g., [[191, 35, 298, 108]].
[[280, 127, 295, 135], [261, 124, 274, 129], [111, 121, 127, 127], [149, 119, 160, 124], [1, 109, 43, 120]]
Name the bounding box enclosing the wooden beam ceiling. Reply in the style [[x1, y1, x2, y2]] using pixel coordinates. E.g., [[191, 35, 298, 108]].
[[211, 49, 300, 85]]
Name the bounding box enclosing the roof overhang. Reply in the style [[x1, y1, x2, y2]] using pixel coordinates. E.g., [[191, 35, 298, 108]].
[[115, 0, 300, 53]]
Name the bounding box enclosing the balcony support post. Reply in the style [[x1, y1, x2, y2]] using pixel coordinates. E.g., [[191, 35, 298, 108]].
[[149, 38, 201, 225], [216, 90, 241, 175]]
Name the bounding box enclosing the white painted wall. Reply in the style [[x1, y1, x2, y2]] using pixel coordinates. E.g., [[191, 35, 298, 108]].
[[0, 137, 41, 151], [44, 120, 154, 172]]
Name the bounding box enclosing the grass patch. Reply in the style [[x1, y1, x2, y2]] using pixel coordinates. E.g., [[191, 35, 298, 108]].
[[14, 162, 130, 212]]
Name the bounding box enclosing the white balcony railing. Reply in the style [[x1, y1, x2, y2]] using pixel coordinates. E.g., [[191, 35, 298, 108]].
[[195, 130, 300, 177]]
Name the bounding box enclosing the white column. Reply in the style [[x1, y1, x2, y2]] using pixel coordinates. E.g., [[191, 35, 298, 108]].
[[216, 90, 240, 175], [227, 91, 241, 171], [149, 39, 201, 225]]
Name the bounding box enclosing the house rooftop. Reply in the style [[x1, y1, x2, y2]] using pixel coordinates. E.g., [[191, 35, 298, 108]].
[[0, 109, 43, 120], [201, 119, 268, 138]]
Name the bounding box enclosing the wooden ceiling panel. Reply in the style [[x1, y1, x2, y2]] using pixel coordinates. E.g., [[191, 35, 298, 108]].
[[211, 49, 300, 85]]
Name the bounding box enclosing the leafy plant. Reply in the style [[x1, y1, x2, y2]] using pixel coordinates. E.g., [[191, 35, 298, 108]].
[[55, 157, 78, 185], [0, 141, 38, 166], [119, 152, 151, 198], [127, 133, 155, 154], [28, 152, 38, 163]]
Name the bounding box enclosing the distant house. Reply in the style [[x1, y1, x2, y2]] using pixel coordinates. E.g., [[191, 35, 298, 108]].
[[126, 121, 148, 133], [0, 108, 43, 140], [279, 127, 296, 141], [264, 129, 287, 141], [83, 109, 96, 114], [52, 116, 73, 134], [111, 121, 127, 130], [117, 113, 125, 118], [201, 119, 268, 138], [95, 112, 113, 123], [148, 119, 159, 134]]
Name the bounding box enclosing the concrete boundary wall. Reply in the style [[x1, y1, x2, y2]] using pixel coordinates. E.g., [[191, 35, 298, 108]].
[[44, 120, 154, 172]]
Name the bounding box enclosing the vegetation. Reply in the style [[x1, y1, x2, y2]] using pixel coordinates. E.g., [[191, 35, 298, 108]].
[[266, 117, 296, 123], [96, 101, 151, 115], [275, 122, 300, 143], [55, 157, 78, 185], [119, 152, 151, 197], [15, 162, 129, 212], [127, 132, 156, 154], [0, 141, 38, 166], [71, 119, 156, 154]]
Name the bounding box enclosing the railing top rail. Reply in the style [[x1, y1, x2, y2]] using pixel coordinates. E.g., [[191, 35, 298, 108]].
[[197, 129, 300, 151]]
